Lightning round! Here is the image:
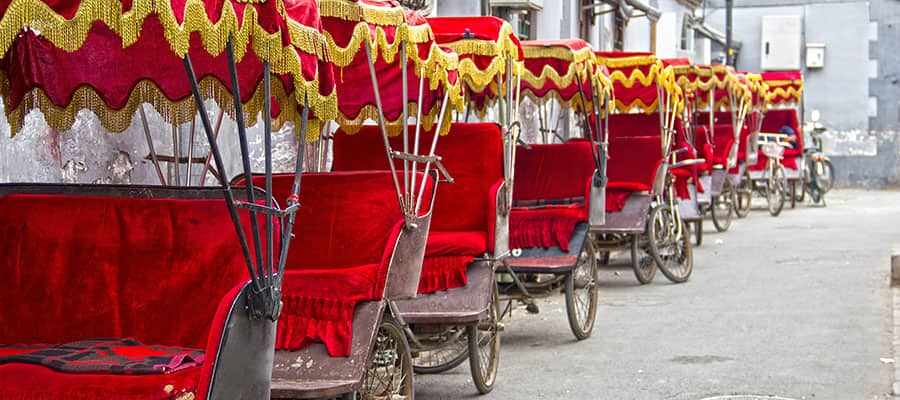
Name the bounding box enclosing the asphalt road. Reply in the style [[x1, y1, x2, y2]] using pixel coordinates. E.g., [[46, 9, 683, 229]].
[[416, 189, 900, 400]]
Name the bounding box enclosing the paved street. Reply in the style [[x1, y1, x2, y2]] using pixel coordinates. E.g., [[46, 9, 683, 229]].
[[417, 190, 900, 399]]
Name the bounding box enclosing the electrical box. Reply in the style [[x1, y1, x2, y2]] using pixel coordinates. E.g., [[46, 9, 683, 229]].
[[761, 15, 803, 70], [490, 0, 543, 10], [806, 43, 825, 68]]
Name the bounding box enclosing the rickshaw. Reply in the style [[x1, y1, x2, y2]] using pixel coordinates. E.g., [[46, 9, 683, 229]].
[[247, 3, 465, 398], [593, 51, 696, 284], [691, 65, 753, 232], [326, 15, 522, 394], [747, 70, 804, 215], [502, 39, 609, 339], [664, 58, 706, 246], [731, 72, 767, 217], [0, 0, 336, 398]]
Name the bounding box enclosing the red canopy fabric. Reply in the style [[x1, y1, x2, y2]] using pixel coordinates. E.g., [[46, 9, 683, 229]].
[[426, 16, 522, 117], [0, 0, 336, 138], [319, 0, 461, 134], [761, 70, 802, 106], [520, 39, 597, 111], [594, 51, 682, 114]]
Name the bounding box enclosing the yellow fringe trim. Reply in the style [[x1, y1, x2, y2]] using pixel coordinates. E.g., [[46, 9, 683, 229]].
[[0, 0, 338, 125], [608, 66, 660, 89], [323, 21, 435, 68], [317, 0, 406, 26], [523, 44, 594, 63], [441, 20, 519, 57], [765, 86, 803, 104], [521, 89, 592, 113], [595, 54, 659, 69], [612, 98, 659, 114], [2, 72, 326, 141], [336, 101, 453, 137]]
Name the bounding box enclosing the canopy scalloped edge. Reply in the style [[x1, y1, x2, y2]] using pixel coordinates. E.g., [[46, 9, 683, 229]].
[[0, 71, 326, 141], [765, 86, 803, 104], [336, 100, 453, 136], [521, 89, 591, 113], [318, 0, 407, 26], [0, 0, 338, 126], [522, 45, 593, 63]]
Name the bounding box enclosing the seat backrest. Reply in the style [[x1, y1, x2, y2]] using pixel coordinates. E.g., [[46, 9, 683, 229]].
[[513, 140, 596, 202], [761, 109, 802, 150], [712, 124, 736, 162], [696, 111, 734, 127], [239, 172, 431, 270], [607, 136, 664, 187], [332, 123, 504, 234], [0, 187, 261, 349], [607, 113, 666, 140]]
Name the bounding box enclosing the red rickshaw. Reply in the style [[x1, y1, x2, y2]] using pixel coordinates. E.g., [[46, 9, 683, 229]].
[[501, 38, 609, 339], [0, 1, 337, 398], [593, 51, 696, 284]]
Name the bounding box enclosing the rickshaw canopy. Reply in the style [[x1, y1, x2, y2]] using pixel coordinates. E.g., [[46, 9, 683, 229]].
[[426, 16, 522, 116], [520, 39, 601, 111], [0, 0, 337, 139], [318, 0, 462, 134], [594, 51, 683, 114], [761, 70, 803, 106]]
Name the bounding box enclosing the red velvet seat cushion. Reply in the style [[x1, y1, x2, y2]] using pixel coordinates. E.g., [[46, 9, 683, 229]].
[[607, 136, 664, 191], [509, 205, 586, 251], [0, 363, 200, 400], [606, 182, 648, 212], [331, 124, 504, 293], [236, 172, 429, 357]]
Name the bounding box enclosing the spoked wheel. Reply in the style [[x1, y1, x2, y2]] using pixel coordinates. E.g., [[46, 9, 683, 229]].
[[631, 233, 656, 284], [647, 205, 693, 283], [793, 178, 806, 204], [468, 281, 500, 394], [734, 170, 752, 218], [693, 220, 703, 247], [565, 238, 599, 340], [360, 314, 414, 400], [818, 159, 835, 192], [711, 179, 734, 232], [767, 165, 786, 217], [411, 327, 468, 374]]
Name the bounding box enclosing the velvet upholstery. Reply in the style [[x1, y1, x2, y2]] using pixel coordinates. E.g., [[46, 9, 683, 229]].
[[751, 109, 802, 171], [331, 123, 504, 293], [510, 141, 596, 248], [0, 192, 266, 399], [235, 172, 433, 355]]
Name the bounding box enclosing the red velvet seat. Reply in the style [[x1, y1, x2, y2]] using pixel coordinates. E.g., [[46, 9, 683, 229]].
[[331, 123, 504, 294], [750, 109, 802, 171], [511, 141, 596, 250], [606, 135, 664, 205], [0, 191, 267, 399], [237, 172, 433, 356]]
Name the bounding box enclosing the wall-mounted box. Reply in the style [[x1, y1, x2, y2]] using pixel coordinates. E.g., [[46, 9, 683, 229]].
[[806, 43, 825, 68], [761, 15, 803, 70]]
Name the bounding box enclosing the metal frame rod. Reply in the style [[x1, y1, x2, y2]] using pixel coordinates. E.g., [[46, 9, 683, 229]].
[[410, 71, 426, 213], [275, 96, 310, 289], [401, 44, 410, 215], [139, 105, 167, 185], [575, 67, 602, 172], [199, 108, 225, 187], [172, 123, 180, 185], [182, 54, 260, 292], [415, 90, 451, 216], [263, 61, 275, 290], [225, 37, 266, 283], [364, 40, 407, 215], [187, 118, 195, 186]]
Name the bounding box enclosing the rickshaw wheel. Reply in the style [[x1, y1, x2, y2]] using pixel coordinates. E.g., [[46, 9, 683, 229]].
[[794, 179, 806, 203], [819, 159, 835, 192], [767, 165, 786, 217], [411, 327, 468, 374], [360, 314, 414, 400], [648, 205, 693, 283], [734, 171, 752, 218], [468, 281, 501, 394], [711, 179, 734, 232], [565, 238, 599, 340], [789, 181, 798, 208], [693, 220, 703, 247], [631, 234, 656, 284]]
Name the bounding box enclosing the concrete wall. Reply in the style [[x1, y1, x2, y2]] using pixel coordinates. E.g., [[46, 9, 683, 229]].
[[706, 1, 895, 188]]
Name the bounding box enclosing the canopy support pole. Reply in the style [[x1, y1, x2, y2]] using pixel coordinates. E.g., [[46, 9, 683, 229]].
[[182, 54, 261, 297], [225, 37, 267, 289], [139, 105, 167, 186]]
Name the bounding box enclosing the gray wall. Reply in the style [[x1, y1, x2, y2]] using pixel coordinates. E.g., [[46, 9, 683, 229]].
[[706, 1, 899, 188]]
